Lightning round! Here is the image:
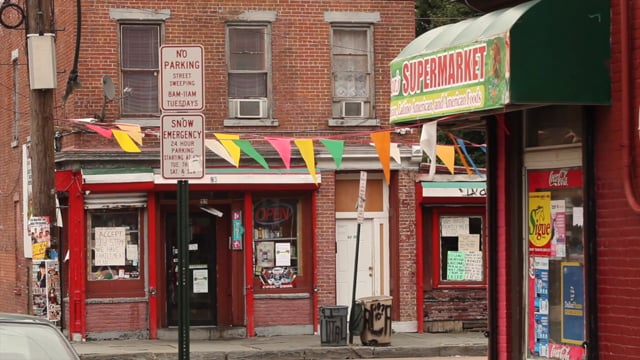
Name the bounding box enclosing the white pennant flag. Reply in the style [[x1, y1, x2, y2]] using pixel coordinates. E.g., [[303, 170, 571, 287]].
[[205, 139, 236, 167], [420, 121, 438, 179]]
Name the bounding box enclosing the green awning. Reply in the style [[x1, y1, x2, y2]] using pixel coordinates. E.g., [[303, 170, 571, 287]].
[[389, 0, 610, 123]]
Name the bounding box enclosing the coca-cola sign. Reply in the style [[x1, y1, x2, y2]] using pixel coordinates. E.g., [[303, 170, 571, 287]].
[[548, 170, 569, 187], [547, 343, 584, 360]]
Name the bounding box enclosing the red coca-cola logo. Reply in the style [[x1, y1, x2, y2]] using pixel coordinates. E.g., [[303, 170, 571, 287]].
[[548, 170, 569, 187]]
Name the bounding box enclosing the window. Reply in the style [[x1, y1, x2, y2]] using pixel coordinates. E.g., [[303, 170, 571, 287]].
[[252, 195, 312, 292], [432, 208, 486, 288], [86, 208, 145, 297], [227, 25, 270, 120], [331, 25, 373, 120], [120, 24, 160, 116]]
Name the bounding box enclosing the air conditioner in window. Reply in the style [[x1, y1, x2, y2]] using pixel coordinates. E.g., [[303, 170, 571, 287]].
[[231, 99, 267, 119], [341, 101, 364, 118]]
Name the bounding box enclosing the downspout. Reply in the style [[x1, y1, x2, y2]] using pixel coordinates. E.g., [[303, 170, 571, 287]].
[[621, 0, 640, 212]]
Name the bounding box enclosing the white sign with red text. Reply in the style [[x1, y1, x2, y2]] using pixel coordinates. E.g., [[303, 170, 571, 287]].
[[161, 114, 205, 179], [160, 45, 204, 112]]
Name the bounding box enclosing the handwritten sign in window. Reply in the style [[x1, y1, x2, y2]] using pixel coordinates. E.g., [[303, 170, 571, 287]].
[[441, 217, 469, 237], [458, 233, 480, 252], [94, 227, 126, 266], [447, 251, 466, 280], [464, 251, 483, 281]]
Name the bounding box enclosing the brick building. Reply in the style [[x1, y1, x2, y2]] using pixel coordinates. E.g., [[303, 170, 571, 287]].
[[391, 0, 640, 359], [0, 0, 435, 342]]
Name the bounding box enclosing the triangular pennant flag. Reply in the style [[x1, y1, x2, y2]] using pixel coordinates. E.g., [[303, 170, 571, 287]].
[[215, 133, 241, 167], [479, 145, 487, 153], [456, 138, 483, 177], [112, 129, 141, 152], [420, 121, 438, 178], [86, 124, 113, 138], [233, 140, 270, 169], [265, 137, 292, 169], [320, 139, 344, 169], [390, 143, 402, 165], [436, 145, 456, 174], [116, 123, 143, 146], [370, 131, 391, 184], [204, 139, 236, 167], [294, 139, 318, 184]]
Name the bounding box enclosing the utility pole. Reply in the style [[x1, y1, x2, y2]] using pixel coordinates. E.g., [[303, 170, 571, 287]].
[[26, 0, 56, 225]]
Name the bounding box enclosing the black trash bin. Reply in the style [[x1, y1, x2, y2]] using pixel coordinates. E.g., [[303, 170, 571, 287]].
[[319, 306, 348, 346]]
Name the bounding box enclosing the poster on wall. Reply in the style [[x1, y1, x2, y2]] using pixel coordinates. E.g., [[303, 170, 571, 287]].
[[562, 262, 585, 345], [528, 256, 549, 356], [29, 216, 51, 260], [256, 241, 274, 267], [32, 260, 61, 324], [528, 192, 552, 256]]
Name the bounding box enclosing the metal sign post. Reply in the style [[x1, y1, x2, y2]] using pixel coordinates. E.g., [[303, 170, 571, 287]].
[[349, 171, 367, 344], [177, 180, 190, 360]]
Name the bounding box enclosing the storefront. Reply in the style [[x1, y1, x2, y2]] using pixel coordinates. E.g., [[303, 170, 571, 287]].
[[56, 167, 320, 341], [390, 0, 609, 358], [416, 176, 487, 333]]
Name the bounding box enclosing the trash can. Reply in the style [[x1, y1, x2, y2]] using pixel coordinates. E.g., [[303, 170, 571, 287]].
[[319, 306, 348, 346], [358, 296, 393, 346]]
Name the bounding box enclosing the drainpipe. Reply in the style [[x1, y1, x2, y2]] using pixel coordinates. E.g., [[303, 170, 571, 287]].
[[621, 0, 640, 212]]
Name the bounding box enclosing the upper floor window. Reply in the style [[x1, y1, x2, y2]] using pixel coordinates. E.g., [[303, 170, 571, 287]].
[[120, 24, 160, 116], [227, 25, 271, 120], [331, 25, 373, 120]]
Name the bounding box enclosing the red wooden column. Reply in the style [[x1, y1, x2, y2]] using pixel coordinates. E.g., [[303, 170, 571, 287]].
[[244, 192, 255, 337], [147, 193, 158, 338], [56, 171, 86, 340]]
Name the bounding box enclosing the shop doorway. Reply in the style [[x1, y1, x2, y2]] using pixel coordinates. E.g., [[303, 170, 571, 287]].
[[165, 211, 218, 326]]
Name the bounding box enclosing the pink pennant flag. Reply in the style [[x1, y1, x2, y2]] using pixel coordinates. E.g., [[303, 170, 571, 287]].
[[86, 124, 113, 138], [266, 137, 292, 169]]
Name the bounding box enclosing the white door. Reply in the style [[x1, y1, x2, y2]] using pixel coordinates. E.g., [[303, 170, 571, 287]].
[[336, 218, 379, 308]]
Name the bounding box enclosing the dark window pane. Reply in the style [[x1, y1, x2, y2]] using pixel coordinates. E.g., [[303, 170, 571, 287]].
[[122, 72, 159, 114], [229, 27, 265, 71], [229, 73, 267, 98], [121, 25, 159, 69]]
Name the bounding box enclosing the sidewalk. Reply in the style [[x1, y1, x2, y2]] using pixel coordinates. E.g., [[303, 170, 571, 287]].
[[73, 331, 488, 360]]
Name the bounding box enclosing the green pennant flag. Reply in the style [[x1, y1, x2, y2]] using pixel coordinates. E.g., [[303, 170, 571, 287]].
[[233, 139, 270, 169], [320, 139, 345, 169]]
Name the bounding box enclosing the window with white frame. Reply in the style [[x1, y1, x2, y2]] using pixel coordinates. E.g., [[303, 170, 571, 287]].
[[331, 25, 373, 120], [120, 24, 160, 116], [227, 24, 270, 120]]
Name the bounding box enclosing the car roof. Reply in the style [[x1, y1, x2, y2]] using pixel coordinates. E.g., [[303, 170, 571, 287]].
[[0, 312, 56, 326]]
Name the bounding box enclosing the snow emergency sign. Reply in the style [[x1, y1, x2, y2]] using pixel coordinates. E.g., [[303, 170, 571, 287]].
[[160, 45, 204, 112], [161, 114, 205, 179]]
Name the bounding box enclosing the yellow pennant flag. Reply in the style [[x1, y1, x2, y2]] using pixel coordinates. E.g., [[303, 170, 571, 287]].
[[116, 123, 143, 146], [112, 129, 141, 152], [294, 139, 317, 185], [215, 133, 241, 167], [436, 145, 456, 174], [370, 131, 391, 184]]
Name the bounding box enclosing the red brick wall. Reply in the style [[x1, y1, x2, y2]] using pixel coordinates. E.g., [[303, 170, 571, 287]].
[[397, 170, 417, 321], [254, 298, 313, 326], [85, 301, 147, 333], [316, 172, 337, 307], [594, 1, 640, 358], [423, 289, 487, 324]]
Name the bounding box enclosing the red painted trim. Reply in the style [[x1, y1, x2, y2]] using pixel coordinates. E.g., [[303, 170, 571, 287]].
[[312, 191, 319, 333], [415, 181, 424, 333], [82, 182, 154, 192], [244, 192, 255, 337], [147, 193, 158, 339]]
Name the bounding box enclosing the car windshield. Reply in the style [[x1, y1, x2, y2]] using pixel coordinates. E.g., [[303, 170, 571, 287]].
[[0, 322, 78, 359]]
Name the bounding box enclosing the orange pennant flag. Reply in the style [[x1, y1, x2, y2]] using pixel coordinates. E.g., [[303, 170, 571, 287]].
[[436, 145, 456, 174], [294, 139, 317, 184], [112, 129, 141, 152], [370, 131, 391, 184]]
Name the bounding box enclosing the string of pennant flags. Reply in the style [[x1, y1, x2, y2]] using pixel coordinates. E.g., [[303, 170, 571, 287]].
[[60, 118, 486, 184]]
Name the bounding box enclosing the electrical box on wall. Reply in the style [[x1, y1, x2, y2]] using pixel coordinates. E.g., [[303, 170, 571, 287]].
[[27, 33, 57, 90]]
